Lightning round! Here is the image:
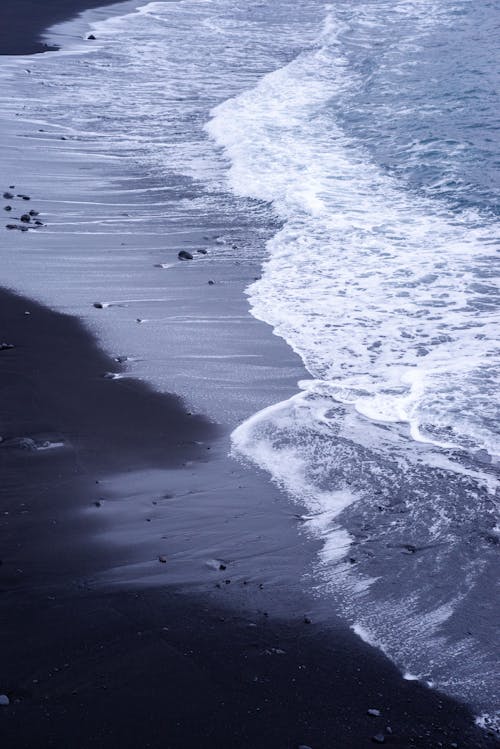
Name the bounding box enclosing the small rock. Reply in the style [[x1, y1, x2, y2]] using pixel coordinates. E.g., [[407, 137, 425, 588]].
[[178, 250, 193, 261], [402, 544, 417, 554], [93, 302, 104, 309], [385, 726, 393, 735], [0, 343, 14, 351], [303, 616, 311, 624], [158, 555, 167, 563], [34, 220, 44, 226], [87, 34, 96, 40], [0, 694, 10, 706], [29, 210, 39, 216], [219, 564, 227, 571], [372, 734, 385, 744], [208, 280, 215, 285], [20, 214, 31, 223], [4, 206, 12, 211], [17, 194, 30, 200], [368, 709, 381, 717], [60, 136, 67, 140], [196, 248, 208, 255], [94, 500, 102, 507], [3, 192, 14, 199], [6, 224, 17, 230], [19, 226, 29, 232], [298, 745, 313, 749]]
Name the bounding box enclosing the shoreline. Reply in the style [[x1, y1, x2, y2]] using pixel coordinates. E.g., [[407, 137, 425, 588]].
[[0, 290, 496, 749], [0, 0, 126, 55], [0, 2, 498, 747]]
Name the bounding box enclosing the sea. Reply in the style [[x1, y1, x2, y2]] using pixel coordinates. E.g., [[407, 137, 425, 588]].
[[1, 0, 499, 731]]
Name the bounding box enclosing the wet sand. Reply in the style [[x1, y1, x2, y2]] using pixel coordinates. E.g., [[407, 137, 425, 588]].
[[1, 288, 497, 749], [0, 0, 121, 55], [0, 2, 498, 747]]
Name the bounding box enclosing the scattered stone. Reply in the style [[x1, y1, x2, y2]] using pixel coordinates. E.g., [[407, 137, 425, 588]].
[[19, 226, 29, 232], [34, 220, 44, 226], [29, 210, 39, 216], [402, 544, 417, 554], [196, 248, 208, 255], [303, 616, 311, 624], [158, 555, 167, 563], [0, 343, 14, 351], [94, 500, 102, 507], [0, 695, 10, 706], [20, 214, 31, 223], [87, 34, 96, 40], [208, 280, 215, 285], [6, 224, 17, 230], [178, 250, 193, 261], [60, 136, 67, 140], [219, 564, 227, 571], [93, 302, 104, 309], [3, 192, 13, 199], [4, 206, 12, 211], [368, 709, 381, 717], [372, 734, 385, 744], [17, 194, 30, 200], [225, 579, 231, 585]]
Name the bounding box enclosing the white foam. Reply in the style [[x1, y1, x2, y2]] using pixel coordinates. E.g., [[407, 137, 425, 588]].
[[207, 6, 500, 459]]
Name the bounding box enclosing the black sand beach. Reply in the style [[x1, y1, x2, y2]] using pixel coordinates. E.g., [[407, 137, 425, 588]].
[[0, 0, 119, 55], [1, 3, 499, 748]]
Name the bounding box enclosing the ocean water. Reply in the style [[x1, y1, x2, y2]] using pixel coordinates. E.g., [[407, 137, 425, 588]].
[[1, 0, 499, 727]]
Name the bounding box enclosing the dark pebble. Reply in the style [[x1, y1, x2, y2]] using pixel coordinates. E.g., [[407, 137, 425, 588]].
[[196, 248, 208, 255], [4, 206, 12, 211], [219, 564, 227, 571], [3, 192, 14, 199], [93, 302, 104, 309], [372, 734, 385, 744], [87, 34, 96, 40], [17, 194, 30, 200], [208, 280, 215, 285], [158, 556, 167, 564], [94, 501, 102, 507], [20, 214, 31, 223], [34, 220, 44, 226], [0, 343, 15, 351], [178, 250, 193, 261], [6, 224, 17, 230], [303, 616, 311, 624], [29, 210, 39, 216]]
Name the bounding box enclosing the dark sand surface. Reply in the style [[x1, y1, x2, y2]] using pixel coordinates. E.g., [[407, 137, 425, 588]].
[[0, 0, 122, 55], [1, 288, 498, 749]]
